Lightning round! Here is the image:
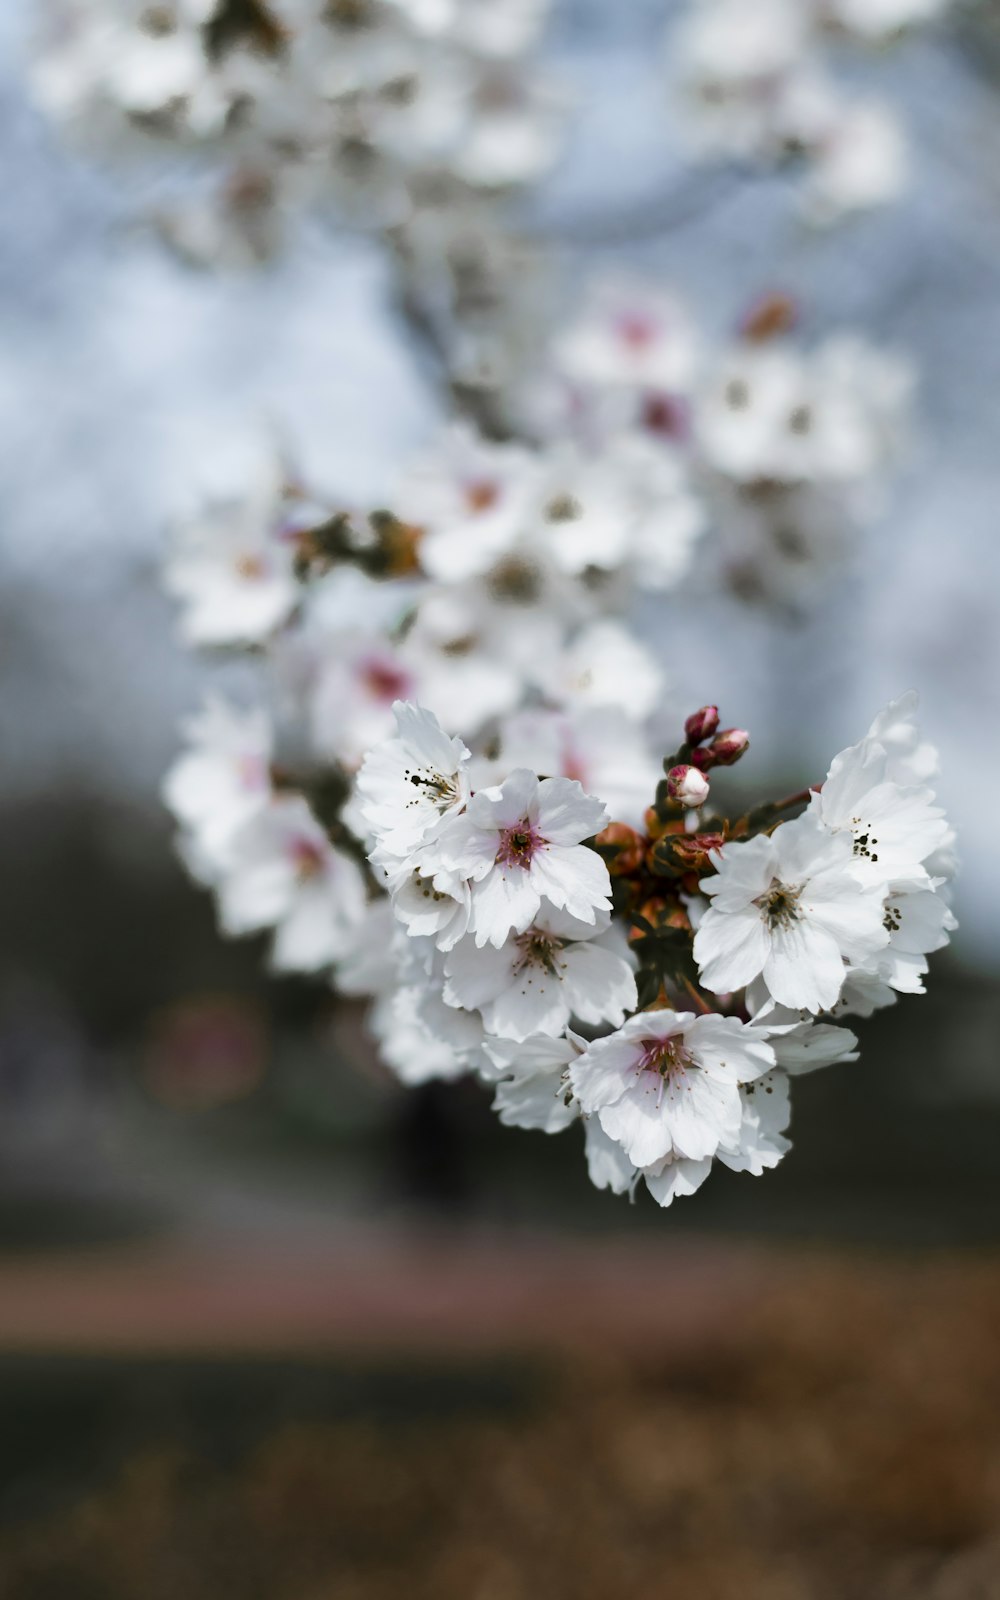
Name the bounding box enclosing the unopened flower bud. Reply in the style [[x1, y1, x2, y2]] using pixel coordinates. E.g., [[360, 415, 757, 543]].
[[706, 728, 750, 767], [644, 805, 668, 841], [665, 764, 710, 808], [684, 705, 720, 745], [594, 822, 645, 876], [740, 291, 798, 344], [649, 830, 726, 878]]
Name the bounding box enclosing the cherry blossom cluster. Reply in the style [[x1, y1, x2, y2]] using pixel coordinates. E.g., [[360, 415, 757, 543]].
[[33, 0, 560, 299], [671, 0, 950, 223], [348, 692, 954, 1206], [513, 279, 912, 606], [160, 417, 693, 979], [162, 421, 700, 751]]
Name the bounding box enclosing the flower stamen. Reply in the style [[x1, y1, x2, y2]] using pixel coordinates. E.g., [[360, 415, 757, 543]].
[[754, 878, 803, 929]]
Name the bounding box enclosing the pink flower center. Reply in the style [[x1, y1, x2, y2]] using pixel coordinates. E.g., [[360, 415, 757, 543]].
[[235, 553, 268, 581], [616, 312, 658, 351], [361, 658, 414, 704], [636, 1035, 693, 1080], [463, 478, 501, 514], [496, 819, 545, 870], [642, 392, 687, 440], [291, 837, 326, 880]]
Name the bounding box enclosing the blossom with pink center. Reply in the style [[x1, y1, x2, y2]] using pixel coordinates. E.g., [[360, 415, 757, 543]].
[[164, 450, 316, 646], [552, 278, 700, 400], [444, 904, 636, 1041], [478, 707, 661, 832], [216, 793, 367, 973], [434, 767, 611, 948], [308, 635, 420, 768], [396, 424, 542, 584], [569, 1008, 775, 1169]]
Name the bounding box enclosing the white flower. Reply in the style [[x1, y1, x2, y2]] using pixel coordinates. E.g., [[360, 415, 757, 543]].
[[640, 1151, 714, 1208], [216, 793, 367, 973], [552, 278, 700, 402], [828, 969, 898, 1020], [802, 101, 908, 226], [532, 620, 665, 721], [693, 812, 890, 1012], [369, 931, 488, 1084], [308, 619, 521, 761], [639, 1064, 794, 1208], [371, 985, 479, 1085], [443, 904, 636, 1041], [435, 768, 611, 947], [164, 453, 309, 646], [673, 0, 812, 161], [862, 886, 957, 995], [356, 701, 471, 865], [533, 435, 705, 591], [864, 692, 939, 788], [695, 335, 910, 492], [569, 1008, 774, 1169], [717, 1069, 792, 1175], [481, 1032, 582, 1133], [163, 696, 272, 880], [825, 0, 948, 41], [306, 631, 420, 769], [398, 424, 541, 583], [481, 706, 661, 832], [583, 1118, 636, 1196], [811, 710, 949, 891], [390, 864, 472, 951], [334, 899, 398, 999], [754, 1013, 860, 1076]]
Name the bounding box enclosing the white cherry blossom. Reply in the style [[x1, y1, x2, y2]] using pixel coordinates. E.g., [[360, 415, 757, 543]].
[[481, 1032, 582, 1134], [810, 715, 949, 890], [435, 768, 611, 947], [164, 453, 313, 646], [163, 696, 272, 880], [443, 904, 636, 1041], [480, 707, 661, 833], [216, 793, 367, 973], [570, 1009, 775, 1170], [355, 700, 471, 865], [693, 811, 890, 1012]]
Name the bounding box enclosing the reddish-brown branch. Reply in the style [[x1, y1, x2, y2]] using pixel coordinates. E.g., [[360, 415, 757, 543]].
[[679, 976, 714, 1016]]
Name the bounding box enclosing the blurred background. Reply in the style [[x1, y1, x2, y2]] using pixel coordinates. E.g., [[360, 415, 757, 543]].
[[2, 1, 1000, 1595]]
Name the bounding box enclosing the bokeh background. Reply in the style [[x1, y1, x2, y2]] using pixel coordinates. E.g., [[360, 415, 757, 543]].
[[1, 2, 999, 1596]]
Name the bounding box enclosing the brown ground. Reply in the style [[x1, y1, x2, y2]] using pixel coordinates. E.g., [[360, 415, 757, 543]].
[[1, 1243, 999, 1599]]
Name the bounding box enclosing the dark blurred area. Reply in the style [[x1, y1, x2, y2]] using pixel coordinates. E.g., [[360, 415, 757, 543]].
[[3, 0, 1000, 1594]]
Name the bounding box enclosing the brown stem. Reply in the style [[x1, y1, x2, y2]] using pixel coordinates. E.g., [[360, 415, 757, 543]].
[[731, 783, 820, 840], [679, 976, 714, 1016], [769, 785, 817, 814]]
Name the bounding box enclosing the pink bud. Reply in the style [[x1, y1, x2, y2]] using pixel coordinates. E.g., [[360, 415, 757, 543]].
[[707, 728, 750, 767], [684, 705, 720, 745], [665, 764, 711, 808]]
